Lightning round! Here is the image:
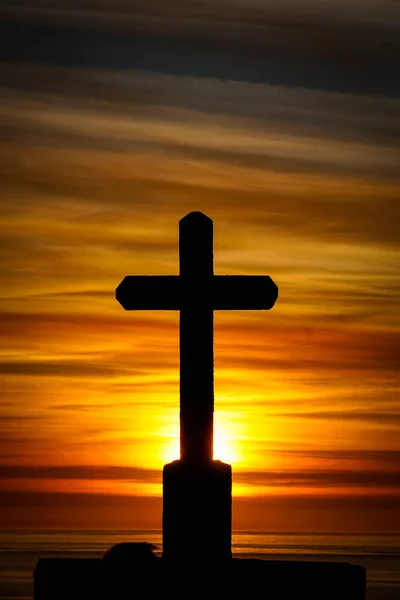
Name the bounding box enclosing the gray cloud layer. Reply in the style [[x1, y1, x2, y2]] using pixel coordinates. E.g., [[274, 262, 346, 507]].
[[1, 0, 399, 96]]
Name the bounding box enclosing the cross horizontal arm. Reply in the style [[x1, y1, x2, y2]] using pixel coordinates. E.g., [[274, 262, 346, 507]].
[[212, 276, 278, 310], [116, 274, 278, 311], [116, 276, 180, 310]]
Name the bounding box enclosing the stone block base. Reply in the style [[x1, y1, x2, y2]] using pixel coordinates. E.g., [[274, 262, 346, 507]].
[[162, 459, 232, 561]]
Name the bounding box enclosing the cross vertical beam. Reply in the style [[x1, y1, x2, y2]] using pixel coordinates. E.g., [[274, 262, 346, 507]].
[[179, 212, 214, 463]]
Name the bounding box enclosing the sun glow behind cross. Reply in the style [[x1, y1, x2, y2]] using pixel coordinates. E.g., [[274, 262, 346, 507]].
[[162, 418, 241, 466]]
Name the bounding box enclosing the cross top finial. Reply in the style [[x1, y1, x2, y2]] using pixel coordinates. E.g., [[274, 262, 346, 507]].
[[179, 211, 213, 225]]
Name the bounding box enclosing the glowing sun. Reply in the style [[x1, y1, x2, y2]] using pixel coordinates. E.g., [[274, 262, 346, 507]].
[[162, 422, 239, 466]]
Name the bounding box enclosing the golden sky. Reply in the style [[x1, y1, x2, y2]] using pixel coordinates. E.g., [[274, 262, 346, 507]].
[[0, 3, 399, 531]]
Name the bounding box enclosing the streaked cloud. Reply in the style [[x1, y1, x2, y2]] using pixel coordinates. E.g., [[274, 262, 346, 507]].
[[274, 411, 400, 425], [1, 463, 399, 494], [0, 464, 159, 482]]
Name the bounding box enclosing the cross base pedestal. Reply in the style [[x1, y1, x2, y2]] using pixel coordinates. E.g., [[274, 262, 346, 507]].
[[162, 459, 232, 561]]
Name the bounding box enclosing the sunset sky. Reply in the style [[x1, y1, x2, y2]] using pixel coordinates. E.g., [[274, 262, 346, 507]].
[[0, 0, 399, 532]]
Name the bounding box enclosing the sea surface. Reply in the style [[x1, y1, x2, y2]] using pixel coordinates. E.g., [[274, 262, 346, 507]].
[[0, 530, 399, 599]]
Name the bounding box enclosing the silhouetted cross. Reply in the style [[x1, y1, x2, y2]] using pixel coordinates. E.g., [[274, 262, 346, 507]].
[[116, 212, 278, 463]]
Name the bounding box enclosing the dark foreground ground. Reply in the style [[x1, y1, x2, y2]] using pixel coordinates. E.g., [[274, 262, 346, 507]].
[[34, 543, 366, 600]]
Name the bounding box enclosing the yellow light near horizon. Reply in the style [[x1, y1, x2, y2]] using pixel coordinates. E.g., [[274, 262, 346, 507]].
[[163, 435, 180, 464], [161, 422, 240, 466], [214, 422, 239, 465]]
